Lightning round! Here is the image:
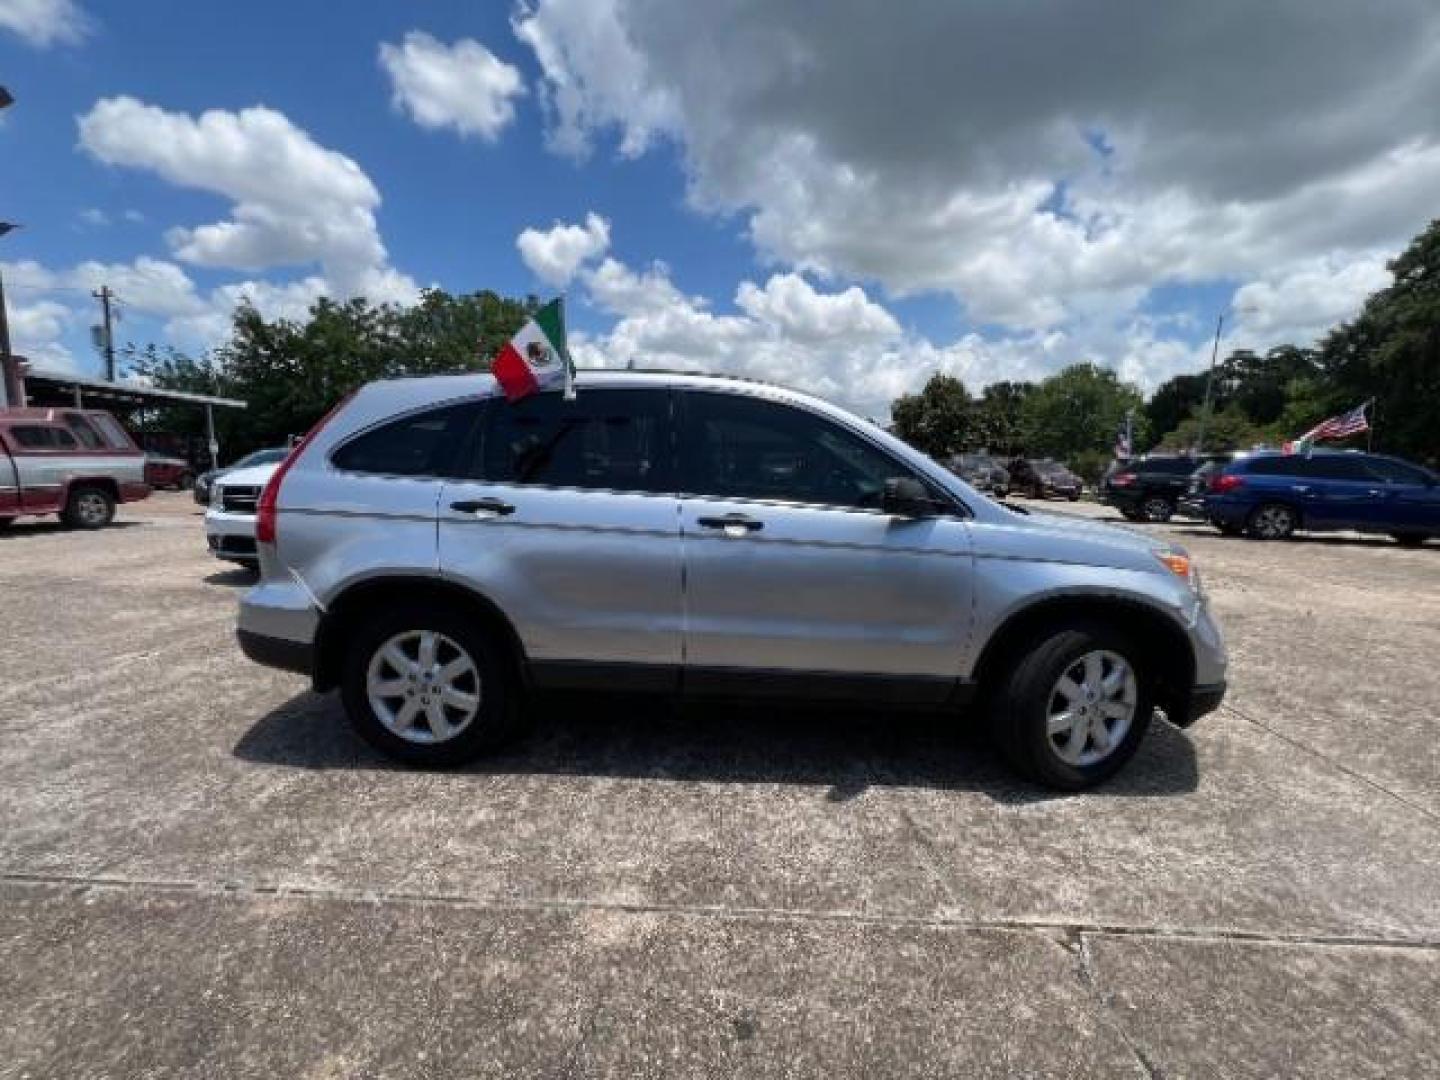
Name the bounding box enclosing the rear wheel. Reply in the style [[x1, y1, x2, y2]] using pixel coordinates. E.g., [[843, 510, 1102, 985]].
[[1392, 533, 1427, 548], [1247, 503, 1297, 541], [61, 486, 115, 529], [988, 623, 1154, 790], [341, 604, 524, 766], [1140, 496, 1175, 522]]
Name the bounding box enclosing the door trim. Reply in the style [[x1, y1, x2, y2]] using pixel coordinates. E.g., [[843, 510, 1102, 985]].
[[528, 659, 974, 707]]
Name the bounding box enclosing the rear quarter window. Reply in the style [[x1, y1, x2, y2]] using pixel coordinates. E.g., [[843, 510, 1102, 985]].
[[8, 425, 77, 450], [332, 402, 483, 478]]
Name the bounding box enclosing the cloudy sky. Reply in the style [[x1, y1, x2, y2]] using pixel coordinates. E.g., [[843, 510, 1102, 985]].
[[3, 0, 1438, 418]]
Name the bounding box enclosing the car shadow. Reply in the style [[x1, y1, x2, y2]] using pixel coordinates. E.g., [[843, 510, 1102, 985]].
[[0, 520, 145, 540], [233, 690, 1201, 804]]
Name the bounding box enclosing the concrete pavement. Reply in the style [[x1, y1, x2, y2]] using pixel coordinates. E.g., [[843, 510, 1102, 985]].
[[1, 493, 1436, 1077]]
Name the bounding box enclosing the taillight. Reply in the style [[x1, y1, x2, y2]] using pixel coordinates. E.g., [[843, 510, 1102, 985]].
[[1110, 472, 1137, 487], [1210, 474, 1245, 494], [256, 392, 356, 545]]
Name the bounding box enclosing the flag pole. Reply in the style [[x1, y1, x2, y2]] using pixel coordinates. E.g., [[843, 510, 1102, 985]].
[[561, 292, 576, 401], [1366, 397, 1376, 452]]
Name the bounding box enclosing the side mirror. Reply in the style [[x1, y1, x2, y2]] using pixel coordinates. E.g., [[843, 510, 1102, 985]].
[[882, 476, 936, 517]]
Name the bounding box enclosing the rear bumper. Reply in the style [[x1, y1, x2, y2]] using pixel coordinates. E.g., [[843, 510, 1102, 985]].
[[1102, 488, 1142, 511], [237, 628, 314, 677]]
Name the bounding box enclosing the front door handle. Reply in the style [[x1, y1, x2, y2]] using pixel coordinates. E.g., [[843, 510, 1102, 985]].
[[696, 513, 764, 533], [450, 497, 515, 516]]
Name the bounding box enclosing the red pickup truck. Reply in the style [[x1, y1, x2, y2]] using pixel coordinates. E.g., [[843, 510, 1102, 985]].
[[0, 408, 151, 529]]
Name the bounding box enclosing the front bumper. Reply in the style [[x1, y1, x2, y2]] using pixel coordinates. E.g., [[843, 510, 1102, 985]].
[[205, 507, 259, 562], [1173, 681, 1227, 728]]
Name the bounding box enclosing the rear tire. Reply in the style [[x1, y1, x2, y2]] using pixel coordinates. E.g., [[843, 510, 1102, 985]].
[[1247, 502, 1297, 540], [341, 603, 525, 767], [987, 623, 1154, 790], [1140, 496, 1175, 522], [61, 486, 115, 529]]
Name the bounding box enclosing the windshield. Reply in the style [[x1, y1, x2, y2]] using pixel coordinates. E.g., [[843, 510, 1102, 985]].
[[235, 448, 287, 468]]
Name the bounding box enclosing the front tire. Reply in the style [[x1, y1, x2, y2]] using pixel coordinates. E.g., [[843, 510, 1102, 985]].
[[988, 624, 1154, 790], [1247, 503, 1297, 540], [62, 486, 116, 529], [340, 604, 523, 766]]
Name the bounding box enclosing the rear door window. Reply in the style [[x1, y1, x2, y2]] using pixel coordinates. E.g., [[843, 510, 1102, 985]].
[[332, 401, 484, 478], [1300, 456, 1371, 480], [9, 425, 76, 450], [1245, 456, 1304, 476], [482, 390, 672, 493]]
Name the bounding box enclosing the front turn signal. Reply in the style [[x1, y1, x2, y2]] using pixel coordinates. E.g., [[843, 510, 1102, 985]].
[[1156, 552, 1192, 580]]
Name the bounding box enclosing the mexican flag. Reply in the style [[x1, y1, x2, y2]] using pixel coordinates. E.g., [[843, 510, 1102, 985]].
[[491, 298, 575, 402]]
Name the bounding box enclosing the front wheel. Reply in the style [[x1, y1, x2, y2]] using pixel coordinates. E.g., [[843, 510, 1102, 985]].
[[1247, 503, 1297, 540], [61, 486, 116, 529], [988, 624, 1154, 790], [341, 605, 524, 766]]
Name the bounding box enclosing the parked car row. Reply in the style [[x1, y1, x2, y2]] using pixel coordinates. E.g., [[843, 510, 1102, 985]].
[[943, 455, 1083, 501], [1104, 451, 1439, 544]]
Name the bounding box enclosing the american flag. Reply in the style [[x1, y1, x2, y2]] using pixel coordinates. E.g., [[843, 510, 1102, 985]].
[[1308, 401, 1370, 442]]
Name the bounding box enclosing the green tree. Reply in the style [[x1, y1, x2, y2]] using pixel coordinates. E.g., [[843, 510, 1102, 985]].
[[1157, 405, 1269, 453], [1145, 372, 1209, 448], [970, 380, 1035, 455], [1313, 219, 1440, 464], [1022, 362, 1145, 465], [890, 373, 972, 457], [134, 289, 534, 459]]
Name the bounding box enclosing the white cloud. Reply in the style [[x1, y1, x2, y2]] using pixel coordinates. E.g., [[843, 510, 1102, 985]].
[[77, 96, 416, 303], [380, 31, 525, 141], [512, 0, 677, 158], [0, 0, 90, 47], [517, 0, 1440, 381], [1230, 256, 1392, 351], [735, 272, 900, 344], [516, 212, 611, 286], [78, 207, 108, 227]]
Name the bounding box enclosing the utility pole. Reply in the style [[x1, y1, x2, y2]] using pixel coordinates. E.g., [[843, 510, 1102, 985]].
[[93, 285, 117, 382], [1194, 312, 1225, 454], [0, 222, 19, 409]]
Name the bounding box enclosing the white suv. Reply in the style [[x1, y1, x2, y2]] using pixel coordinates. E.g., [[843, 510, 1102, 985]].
[[236, 372, 1226, 789]]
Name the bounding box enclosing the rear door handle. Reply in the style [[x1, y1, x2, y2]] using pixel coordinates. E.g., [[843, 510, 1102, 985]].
[[696, 513, 764, 533], [450, 497, 515, 516]]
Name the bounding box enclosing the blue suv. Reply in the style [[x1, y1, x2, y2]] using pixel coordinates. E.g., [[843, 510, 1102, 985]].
[[1204, 451, 1439, 544]]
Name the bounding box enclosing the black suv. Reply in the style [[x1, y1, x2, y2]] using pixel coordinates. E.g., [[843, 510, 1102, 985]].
[[1103, 456, 1223, 522]]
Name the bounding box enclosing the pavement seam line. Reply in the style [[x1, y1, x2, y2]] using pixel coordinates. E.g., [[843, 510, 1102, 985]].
[[1068, 933, 1161, 1080], [4, 871, 1438, 953], [1220, 702, 1440, 828]]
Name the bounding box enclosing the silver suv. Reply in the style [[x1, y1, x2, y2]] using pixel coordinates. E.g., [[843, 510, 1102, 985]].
[[238, 372, 1226, 789]]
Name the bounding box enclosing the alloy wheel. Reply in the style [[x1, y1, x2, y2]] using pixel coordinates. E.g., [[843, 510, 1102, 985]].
[[366, 630, 482, 744], [1251, 505, 1295, 540], [1046, 650, 1138, 767]]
